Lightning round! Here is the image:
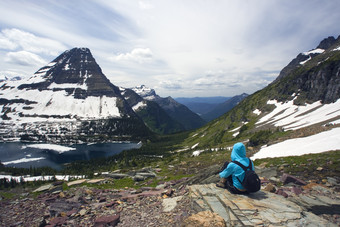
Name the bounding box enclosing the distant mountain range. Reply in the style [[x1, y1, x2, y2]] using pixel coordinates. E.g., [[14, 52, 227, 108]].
[[200, 93, 248, 122], [175, 94, 248, 122], [0, 48, 204, 143], [175, 96, 231, 116], [184, 35, 340, 148]]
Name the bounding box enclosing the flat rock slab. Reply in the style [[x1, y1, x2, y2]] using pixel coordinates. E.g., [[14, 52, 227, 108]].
[[67, 179, 87, 187], [188, 183, 336, 226]]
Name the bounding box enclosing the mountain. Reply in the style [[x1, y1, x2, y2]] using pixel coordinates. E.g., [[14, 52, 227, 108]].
[[201, 93, 248, 122], [0, 48, 152, 143], [184, 35, 340, 148], [132, 85, 206, 130], [120, 87, 185, 134], [175, 96, 230, 115]]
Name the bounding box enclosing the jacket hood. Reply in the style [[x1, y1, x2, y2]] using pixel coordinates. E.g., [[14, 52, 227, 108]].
[[231, 142, 246, 161]]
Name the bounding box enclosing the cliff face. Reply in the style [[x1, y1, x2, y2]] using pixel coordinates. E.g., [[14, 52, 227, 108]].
[[271, 36, 340, 104]]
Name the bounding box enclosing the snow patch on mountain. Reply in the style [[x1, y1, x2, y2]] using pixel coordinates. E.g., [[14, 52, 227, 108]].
[[256, 97, 340, 130], [132, 101, 147, 111], [251, 127, 340, 160], [299, 48, 325, 65], [2, 82, 121, 122], [24, 143, 76, 154], [2, 157, 46, 165], [132, 85, 157, 100], [302, 48, 325, 55], [253, 109, 261, 115]]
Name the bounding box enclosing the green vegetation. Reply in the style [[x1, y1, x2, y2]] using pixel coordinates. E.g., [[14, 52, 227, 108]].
[[254, 150, 340, 180]]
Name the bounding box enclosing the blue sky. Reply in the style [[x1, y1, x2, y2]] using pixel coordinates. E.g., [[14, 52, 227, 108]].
[[1, 0, 340, 97]]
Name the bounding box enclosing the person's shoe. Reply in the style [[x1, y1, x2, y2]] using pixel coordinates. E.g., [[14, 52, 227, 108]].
[[216, 178, 227, 188]]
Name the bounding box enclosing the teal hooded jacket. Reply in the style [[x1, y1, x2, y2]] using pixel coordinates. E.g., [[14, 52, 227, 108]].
[[219, 142, 254, 190]]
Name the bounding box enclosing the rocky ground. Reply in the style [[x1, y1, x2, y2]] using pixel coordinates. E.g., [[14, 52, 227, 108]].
[[0, 165, 339, 226]]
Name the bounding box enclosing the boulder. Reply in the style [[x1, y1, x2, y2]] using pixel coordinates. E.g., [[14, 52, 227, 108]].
[[107, 173, 129, 179], [280, 173, 307, 185], [263, 183, 276, 193], [94, 214, 120, 227], [181, 210, 226, 227]]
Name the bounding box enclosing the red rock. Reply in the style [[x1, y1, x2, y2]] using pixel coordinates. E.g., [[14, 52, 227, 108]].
[[48, 216, 67, 226], [94, 214, 120, 227], [280, 173, 307, 185], [275, 189, 288, 198], [291, 186, 303, 195]]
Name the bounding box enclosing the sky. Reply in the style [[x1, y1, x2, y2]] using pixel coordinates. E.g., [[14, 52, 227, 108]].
[[1, 0, 340, 98]]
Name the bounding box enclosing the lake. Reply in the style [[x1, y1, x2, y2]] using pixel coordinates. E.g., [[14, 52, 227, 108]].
[[0, 142, 142, 170]]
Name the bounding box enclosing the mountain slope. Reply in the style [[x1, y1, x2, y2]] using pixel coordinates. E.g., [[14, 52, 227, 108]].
[[132, 85, 206, 130], [183, 36, 340, 149], [0, 48, 152, 143], [120, 87, 185, 134], [201, 93, 248, 122]]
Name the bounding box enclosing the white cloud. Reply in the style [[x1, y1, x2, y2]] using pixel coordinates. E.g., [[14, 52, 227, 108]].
[[0, 1, 340, 97], [0, 28, 67, 56], [5, 51, 47, 66], [111, 48, 154, 64], [158, 80, 182, 90]]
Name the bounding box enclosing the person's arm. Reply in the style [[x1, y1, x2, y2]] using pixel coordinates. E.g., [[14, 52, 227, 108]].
[[219, 163, 234, 178]]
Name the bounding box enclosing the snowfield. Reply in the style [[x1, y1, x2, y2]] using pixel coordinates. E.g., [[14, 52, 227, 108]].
[[256, 98, 340, 130], [251, 127, 340, 160], [23, 144, 76, 154], [0, 174, 85, 182], [0, 80, 122, 122], [2, 157, 46, 165]]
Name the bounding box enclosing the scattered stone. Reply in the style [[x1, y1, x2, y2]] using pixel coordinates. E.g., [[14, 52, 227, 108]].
[[107, 173, 129, 179], [280, 173, 307, 185], [79, 209, 87, 216], [67, 179, 87, 187], [263, 183, 276, 193], [255, 166, 278, 179], [87, 179, 106, 184], [291, 186, 303, 195], [327, 177, 338, 186], [275, 188, 289, 198], [48, 216, 67, 226], [94, 214, 120, 227], [162, 196, 183, 212], [182, 210, 226, 227], [133, 175, 146, 181], [33, 183, 54, 192], [317, 167, 324, 171]]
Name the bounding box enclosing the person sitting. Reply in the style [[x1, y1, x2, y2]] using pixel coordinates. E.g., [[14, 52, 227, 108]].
[[216, 142, 257, 194]]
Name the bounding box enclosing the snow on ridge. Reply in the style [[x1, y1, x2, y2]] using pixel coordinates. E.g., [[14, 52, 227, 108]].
[[300, 56, 311, 65], [300, 48, 325, 65], [332, 46, 340, 51], [132, 85, 155, 99], [24, 144, 76, 154], [2, 157, 46, 165], [48, 82, 87, 90], [132, 101, 147, 111], [253, 109, 261, 115], [302, 48, 325, 55], [251, 127, 340, 160], [256, 98, 340, 130]]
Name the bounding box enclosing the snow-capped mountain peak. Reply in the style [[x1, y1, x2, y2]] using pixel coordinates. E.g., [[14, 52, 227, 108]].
[[0, 47, 148, 143], [132, 85, 158, 100]]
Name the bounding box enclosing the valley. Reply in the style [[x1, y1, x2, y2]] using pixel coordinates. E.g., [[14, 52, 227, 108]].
[[1, 35, 340, 226]]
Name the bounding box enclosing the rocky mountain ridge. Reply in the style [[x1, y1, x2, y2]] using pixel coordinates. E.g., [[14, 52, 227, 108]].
[[133, 85, 206, 130], [0, 48, 205, 142], [183, 36, 340, 149]]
